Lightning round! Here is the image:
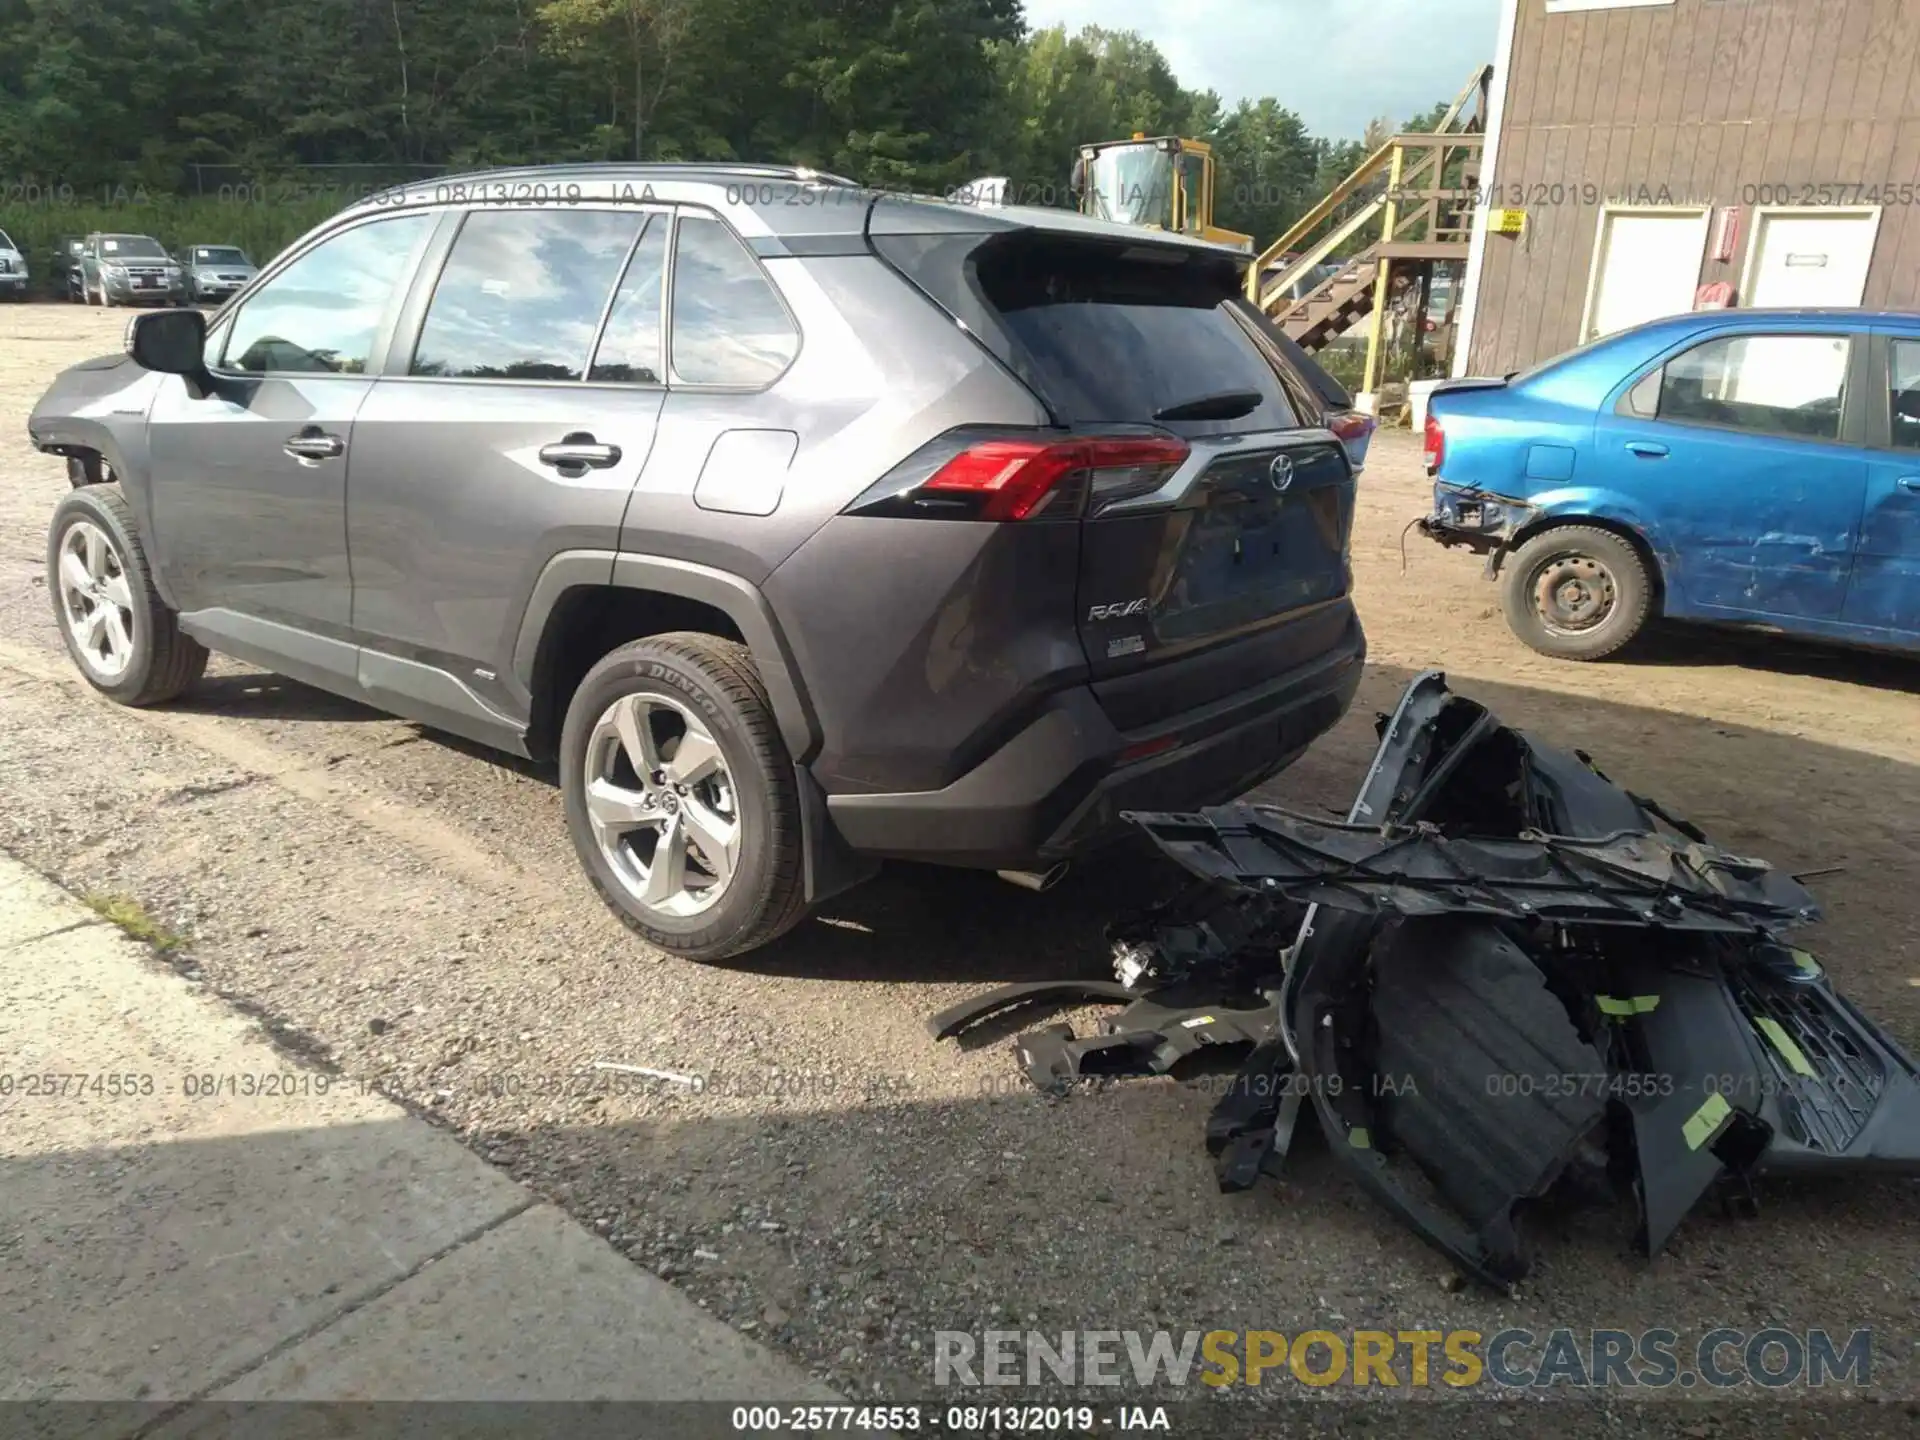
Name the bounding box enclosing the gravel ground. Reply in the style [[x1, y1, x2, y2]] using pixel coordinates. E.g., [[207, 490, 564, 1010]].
[[3, 302, 1918, 1435]]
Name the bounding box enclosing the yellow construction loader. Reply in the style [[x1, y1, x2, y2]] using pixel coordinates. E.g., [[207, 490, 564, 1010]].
[[1071, 135, 1254, 253]]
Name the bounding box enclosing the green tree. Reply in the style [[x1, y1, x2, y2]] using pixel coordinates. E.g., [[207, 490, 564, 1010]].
[[1210, 98, 1318, 244], [0, 0, 1457, 266], [537, 0, 695, 160]]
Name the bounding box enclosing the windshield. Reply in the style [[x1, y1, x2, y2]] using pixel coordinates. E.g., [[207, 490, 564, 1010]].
[[193, 246, 249, 265], [0, 229, 14, 251], [1085, 145, 1174, 228], [99, 235, 169, 260]]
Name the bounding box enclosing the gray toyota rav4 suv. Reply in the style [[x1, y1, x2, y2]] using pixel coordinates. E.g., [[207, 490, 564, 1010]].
[[29, 164, 1366, 960]]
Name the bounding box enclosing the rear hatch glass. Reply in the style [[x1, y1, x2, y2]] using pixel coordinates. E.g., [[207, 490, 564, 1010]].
[[972, 235, 1309, 437], [872, 225, 1356, 717]]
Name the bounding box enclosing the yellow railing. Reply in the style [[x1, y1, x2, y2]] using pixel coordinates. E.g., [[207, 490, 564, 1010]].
[[1246, 138, 1397, 299], [1246, 63, 1492, 309], [1247, 129, 1486, 310]]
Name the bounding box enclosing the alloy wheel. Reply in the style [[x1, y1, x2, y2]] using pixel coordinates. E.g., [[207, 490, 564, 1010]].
[[583, 693, 741, 918], [58, 520, 136, 679]]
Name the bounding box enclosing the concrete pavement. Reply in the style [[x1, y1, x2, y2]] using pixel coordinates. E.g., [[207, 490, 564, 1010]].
[[0, 853, 837, 1431]]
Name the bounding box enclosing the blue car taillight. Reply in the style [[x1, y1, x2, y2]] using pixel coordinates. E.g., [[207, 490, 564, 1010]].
[[1424, 412, 1446, 473]]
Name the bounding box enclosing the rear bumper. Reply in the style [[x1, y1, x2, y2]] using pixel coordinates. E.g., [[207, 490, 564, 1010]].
[[1420, 484, 1538, 555], [826, 608, 1366, 868]]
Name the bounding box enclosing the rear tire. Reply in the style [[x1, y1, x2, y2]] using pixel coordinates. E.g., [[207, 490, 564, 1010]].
[[1501, 525, 1654, 661], [560, 632, 809, 961], [47, 485, 208, 706]]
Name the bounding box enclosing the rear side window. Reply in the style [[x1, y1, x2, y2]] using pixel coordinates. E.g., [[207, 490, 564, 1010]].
[[971, 238, 1300, 434], [1656, 333, 1850, 441], [669, 214, 799, 387], [412, 209, 644, 381], [1891, 340, 1920, 450]]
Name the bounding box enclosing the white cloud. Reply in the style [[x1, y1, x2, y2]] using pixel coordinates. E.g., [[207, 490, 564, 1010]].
[[1022, 0, 1504, 140]]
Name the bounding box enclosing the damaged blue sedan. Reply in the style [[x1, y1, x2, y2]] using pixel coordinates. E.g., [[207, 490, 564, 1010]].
[[1418, 308, 1920, 660]]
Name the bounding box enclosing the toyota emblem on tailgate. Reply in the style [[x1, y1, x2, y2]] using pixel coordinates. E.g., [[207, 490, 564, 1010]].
[[1269, 454, 1296, 493]]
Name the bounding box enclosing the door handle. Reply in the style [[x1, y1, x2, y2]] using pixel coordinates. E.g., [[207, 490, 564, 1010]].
[[283, 429, 345, 462], [1898, 477, 1920, 494], [1626, 441, 1669, 458], [539, 434, 622, 471]]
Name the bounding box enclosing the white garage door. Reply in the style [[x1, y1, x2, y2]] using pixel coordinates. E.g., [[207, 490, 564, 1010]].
[[1744, 208, 1882, 308], [1583, 208, 1710, 342]]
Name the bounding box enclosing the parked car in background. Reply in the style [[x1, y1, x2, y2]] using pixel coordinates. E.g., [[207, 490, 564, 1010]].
[[1419, 308, 1920, 660], [28, 164, 1367, 961], [0, 227, 28, 300], [178, 243, 258, 304], [78, 233, 189, 307], [50, 236, 88, 301]]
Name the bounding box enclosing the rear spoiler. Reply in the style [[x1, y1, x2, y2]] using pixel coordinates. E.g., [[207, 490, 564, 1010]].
[[1426, 376, 1510, 397]]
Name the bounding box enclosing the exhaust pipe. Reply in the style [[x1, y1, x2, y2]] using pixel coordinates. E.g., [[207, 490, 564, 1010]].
[[996, 863, 1070, 893]]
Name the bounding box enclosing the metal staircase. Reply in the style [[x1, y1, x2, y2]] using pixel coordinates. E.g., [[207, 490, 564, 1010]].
[[1247, 66, 1492, 392]]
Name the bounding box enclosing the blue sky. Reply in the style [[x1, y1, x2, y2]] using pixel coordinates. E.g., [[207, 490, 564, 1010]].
[[1022, 0, 1505, 140]]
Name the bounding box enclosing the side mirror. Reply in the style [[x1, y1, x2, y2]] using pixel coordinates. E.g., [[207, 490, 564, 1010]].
[[1070, 156, 1087, 203], [125, 308, 207, 377]]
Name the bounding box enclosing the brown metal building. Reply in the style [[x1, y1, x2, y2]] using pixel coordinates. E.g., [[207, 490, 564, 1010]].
[[1454, 0, 1920, 377]]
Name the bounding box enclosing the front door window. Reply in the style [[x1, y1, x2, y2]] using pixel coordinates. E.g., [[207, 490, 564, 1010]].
[[221, 215, 434, 374]]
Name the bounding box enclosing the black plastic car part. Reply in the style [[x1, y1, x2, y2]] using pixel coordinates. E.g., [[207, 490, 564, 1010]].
[[934, 670, 1920, 1292]]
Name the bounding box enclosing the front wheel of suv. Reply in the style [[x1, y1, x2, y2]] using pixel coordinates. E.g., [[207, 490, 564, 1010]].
[[48, 485, 209, 705], [560, 632, 809, 961]]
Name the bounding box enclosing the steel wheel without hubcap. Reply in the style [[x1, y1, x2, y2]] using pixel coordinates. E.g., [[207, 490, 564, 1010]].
[[1530, 554, 1616, 637], [58, 519, 136, 680], [583, 693, 741, 919]]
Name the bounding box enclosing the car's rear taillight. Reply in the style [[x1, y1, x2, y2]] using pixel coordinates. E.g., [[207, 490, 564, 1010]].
[[846, 431, 1190, 522], [1328, 411, 1375, 444], [1424, 413, 1446, 473]]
